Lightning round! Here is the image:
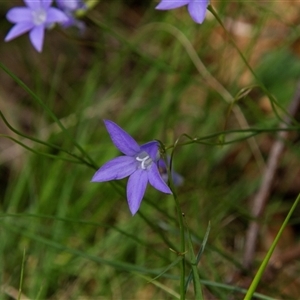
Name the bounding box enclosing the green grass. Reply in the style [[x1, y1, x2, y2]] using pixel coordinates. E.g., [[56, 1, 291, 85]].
[[1, 1, 300, 299]]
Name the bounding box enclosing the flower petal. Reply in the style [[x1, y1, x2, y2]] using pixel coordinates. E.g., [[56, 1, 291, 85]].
[[6, 8, 32, 23], [187, 0, 208, 24], [158, 157, 184, 186], [42, 0, 53, 9], [148, 164, 172, 194], [46, 8, 69, 24], [4, 22, 34, 42], [172, 171, 184, 186], [57, 0, 86, 11], [24, 0, 42, 9], [56, 0, 77, 10], [104, 120, 140, 156], [29, 25, 45, 52], [156, 0, 190, 10], [140, 141, 159, 161], [127, 169, 148, 215], [91, 156, 137, 182]]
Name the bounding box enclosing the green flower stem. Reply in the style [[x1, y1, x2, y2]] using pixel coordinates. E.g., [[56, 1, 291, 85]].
[[184, 216, 204, 300], [169, 180, 186, 300], [0, 134, 85, 164], [17, 249, 26, 300], [175, 195, 186, 300], [244, 193, 300, 299], [163, 126, 299, 151], [0, 111, 95, 169]]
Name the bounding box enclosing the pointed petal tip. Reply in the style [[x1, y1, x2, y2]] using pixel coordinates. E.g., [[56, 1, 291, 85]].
[[164, 187, 173, 195], [129, 207, 138, 216], [90, 173, 100, 182], [103, 119, 111, 124], [103, 120, 140, 156], [188, 0, 208, 24], [148, 165, 173, 194]]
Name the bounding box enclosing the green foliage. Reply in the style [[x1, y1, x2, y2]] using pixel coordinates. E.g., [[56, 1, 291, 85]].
[[1, 1, 300, 299]]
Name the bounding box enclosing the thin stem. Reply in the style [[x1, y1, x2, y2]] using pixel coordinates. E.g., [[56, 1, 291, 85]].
[[167, 139, 186, 299], [244, 193, 300, 299], [164, 126, 300, 151], [169, 174, 186, 299], [183, 215, 204, 300], [0, 111, 95, 169], [0, 134, 85, 164], [17, 249, 26, 300], [174, 193, 186, 300], [0, 61, 97, 169], [208, 5, 290, 124], [140, 22, 265, 173]]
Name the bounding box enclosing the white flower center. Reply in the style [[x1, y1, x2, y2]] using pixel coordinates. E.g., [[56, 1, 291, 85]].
[[136, 151, 152, 170], [32, 9, 47, 26]]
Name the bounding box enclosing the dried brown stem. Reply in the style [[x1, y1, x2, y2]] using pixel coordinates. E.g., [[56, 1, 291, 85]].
[[242, 82, 300, 270]]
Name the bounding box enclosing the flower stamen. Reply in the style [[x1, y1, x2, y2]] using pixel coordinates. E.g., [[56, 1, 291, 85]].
[[136, 151, 152, 169], [32, 9, 47, 26]]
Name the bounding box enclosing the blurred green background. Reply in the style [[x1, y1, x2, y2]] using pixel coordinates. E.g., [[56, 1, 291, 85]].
[[1, 1, 300, 299]]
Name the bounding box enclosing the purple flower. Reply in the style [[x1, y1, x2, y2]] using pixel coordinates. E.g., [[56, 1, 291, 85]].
[[91, 120, 172, 215], [4, 0, 68, 52], [56, 0, 86, 11], [158, 157, 184, 187], [156, 0, 209, 24], [55, 0, 86, 30]]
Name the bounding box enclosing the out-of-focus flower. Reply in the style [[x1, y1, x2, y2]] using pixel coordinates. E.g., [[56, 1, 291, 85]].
[[56, 0, 87, 30], [156, 0, 209, 24], [158, 157, 184, 187], [4, 0, 68, 52], [91, 120, 172, 215], [56, 0, 86, 11]]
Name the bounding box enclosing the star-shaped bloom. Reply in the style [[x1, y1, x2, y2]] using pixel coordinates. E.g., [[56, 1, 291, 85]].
[[158, 157, 184, 187], [91, 120, 172, 215], [56, 0, 87, 30], [4, 0, 68, 52], [156, 0, 209, 24]]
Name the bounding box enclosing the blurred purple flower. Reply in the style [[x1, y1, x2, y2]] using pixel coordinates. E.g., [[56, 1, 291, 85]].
[[4, 0, 68, 52], [156, 0, 209, 24], [56, 0, 86, 11], [158, 157, 184, 187], [91, 120, 172, 215], [56, 0, 87, 30]]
